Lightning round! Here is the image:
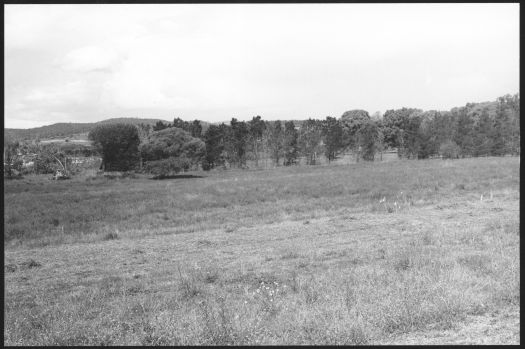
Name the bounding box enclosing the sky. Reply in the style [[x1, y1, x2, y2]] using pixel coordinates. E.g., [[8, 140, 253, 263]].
[[4, 4, 520, 129]]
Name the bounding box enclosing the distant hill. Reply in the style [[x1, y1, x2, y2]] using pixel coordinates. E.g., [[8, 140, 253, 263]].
[[5, 118, 172, 141], [5, 123, 94, 141], [94, 117, 171, 126], [3, 98, 506, 142]]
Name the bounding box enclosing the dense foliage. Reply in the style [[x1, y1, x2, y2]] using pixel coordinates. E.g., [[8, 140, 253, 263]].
[[139, 127, 205, 176], [88, 124, 141, 171], [5, 93, 520, 176]]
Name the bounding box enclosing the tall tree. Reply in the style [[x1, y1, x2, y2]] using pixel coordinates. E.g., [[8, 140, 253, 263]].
[[357, 120, 382, 161], [499, 93, 520, 155], [453, 107, 475, 157], [399, 112, 423, 159], [431, 111, 456, 152], [89, 124, 140, 171], [340, 109, 371, 161], [322, 116, 343, 162], [229, 118, 249, 167], [491, 97, 510, 156], [202, 124, 226, 170], [473, 108, 494, 156], [268, 120, 284, 166], [298, 119, 323, 165], [283, 121, 299, 166], [153, 120, 170, 131], [137, 123, 152, 143], [381, 108, 421, 156], [173, 117, 190, 132], [417, 111, 440, 159], [248, 116, 266, 167], [189, 120, 203, 139]]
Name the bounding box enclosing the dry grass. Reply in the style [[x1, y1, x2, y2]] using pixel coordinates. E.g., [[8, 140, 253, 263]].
[[4, 156, 520, 345]]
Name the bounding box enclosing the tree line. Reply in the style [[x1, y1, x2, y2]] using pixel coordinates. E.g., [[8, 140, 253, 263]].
[[4, 93, 519, 178]]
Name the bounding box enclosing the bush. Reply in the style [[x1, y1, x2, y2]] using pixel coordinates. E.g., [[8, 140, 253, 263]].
[[4, 159, 23, 178], [140, 127, 205, 176], [140, 127, 205, 162], [439, 140, 461, 159], [34, 153, 59, 174]]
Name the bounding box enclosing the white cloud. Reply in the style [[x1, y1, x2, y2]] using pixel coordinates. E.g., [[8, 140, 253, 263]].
[[23, 81, 91, 108], [4, 4, 520, 128], [62, 46, 118, 72]]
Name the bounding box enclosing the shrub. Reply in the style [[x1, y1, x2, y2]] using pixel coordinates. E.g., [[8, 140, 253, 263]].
[[3, 140, 23, 178], [140, 127, 205, 163], [103, 231, 119, 240], [140, 127, 205, 175], [143, 157, 192, 178]]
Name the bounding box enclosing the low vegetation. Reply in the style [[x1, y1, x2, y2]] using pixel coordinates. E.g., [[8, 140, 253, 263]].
[[4, 156, 520, 345]]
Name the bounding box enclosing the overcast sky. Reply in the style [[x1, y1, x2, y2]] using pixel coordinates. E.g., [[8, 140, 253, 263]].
[[4, 4, 519, 129]]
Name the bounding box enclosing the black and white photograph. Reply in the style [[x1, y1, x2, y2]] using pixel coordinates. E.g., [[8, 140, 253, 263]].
[[3, 3, 520, 345]]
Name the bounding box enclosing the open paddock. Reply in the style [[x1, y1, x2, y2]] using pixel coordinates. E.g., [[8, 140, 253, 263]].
[[4, 156, 520, 345]]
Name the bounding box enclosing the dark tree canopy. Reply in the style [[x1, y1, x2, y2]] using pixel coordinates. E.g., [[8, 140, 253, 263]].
[[88, 123, 140, 171], [283, 121, 299, 166], [139, 127, 205, 163], [340, 109, 371, 150], [322, 116, 343, 162], [381, 108, 421, 149], [229, 118, 250, 167], [358, 120, 382, 161], [473, 109, 494, 156], [268, 120, 284, 165], [7, 93, 519, 177], [153, 120, 170, 131], [189, 120, 203, 139], [202, 124, 227, 170], [298, 118, 323, 165], [248, 116, 266, 167], [173, 117, 190, 132]]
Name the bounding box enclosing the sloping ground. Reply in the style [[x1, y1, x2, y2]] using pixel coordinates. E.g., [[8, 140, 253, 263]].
[[4, 188, 519, 345]]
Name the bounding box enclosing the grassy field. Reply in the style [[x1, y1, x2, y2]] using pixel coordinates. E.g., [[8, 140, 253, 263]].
[[4, 156, 520, 345]]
